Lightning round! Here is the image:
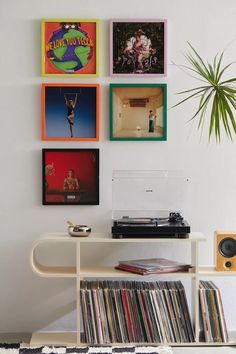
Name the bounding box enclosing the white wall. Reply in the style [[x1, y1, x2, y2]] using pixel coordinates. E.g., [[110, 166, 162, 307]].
[[1, 0, 236, 333]]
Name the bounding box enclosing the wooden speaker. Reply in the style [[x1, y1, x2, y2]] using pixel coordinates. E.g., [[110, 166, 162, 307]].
[[215, 231, 236, 271]]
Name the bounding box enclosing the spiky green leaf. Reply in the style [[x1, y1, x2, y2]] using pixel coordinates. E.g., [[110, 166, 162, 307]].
[[173, 43, 236, 141]]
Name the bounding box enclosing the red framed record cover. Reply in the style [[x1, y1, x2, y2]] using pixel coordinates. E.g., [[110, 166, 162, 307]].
[[41, 19, 99, 77], [42, 149, 99, 205]]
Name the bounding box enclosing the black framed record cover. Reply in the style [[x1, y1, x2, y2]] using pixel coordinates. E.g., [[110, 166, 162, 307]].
[[42, 148, 99, 205]]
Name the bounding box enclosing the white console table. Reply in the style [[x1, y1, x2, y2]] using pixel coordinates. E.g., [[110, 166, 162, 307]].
[[30, 232, 236, 347]]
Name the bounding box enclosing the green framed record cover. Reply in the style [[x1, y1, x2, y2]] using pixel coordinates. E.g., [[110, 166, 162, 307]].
[[110, 83, 167, 141]]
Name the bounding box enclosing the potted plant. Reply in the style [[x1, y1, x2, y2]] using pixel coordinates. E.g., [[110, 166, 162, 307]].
[[173, 43, 236, 142]]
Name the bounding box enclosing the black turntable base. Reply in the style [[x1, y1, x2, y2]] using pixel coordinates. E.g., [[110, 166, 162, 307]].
[[112, 212, 190, 239]]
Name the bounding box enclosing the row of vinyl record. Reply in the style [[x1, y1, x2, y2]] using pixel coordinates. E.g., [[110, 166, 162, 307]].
[[199, 281, 228, 343], [80, 280, 195, 344]]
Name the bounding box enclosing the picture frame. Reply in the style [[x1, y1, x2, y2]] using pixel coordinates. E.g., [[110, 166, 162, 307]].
[[110, 19, 167, 77], [110, 83, 167, 141], [42, 149, 99, 205], [41, 19, 99, 77], [42, 84, 99, 141]]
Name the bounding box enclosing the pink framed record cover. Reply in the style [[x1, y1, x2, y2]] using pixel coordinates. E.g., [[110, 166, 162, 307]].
[[110, 19, 167, 77]]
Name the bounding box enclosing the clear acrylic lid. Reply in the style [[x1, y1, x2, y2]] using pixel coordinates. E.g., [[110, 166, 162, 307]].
[[112, 170, 189, 219]]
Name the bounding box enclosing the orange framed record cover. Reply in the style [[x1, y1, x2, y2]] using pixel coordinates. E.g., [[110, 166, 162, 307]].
[[42, 84, 100, 141], [41, 19, 99, 77]]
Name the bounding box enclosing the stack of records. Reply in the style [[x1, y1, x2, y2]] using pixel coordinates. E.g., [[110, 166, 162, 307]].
[[80, 280, 194, 344], [199, 281, 228, 343], [115, 258, 192, 275]]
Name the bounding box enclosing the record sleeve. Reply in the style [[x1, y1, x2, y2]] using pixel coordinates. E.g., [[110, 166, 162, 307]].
[[175, 281, 194, 342], [199, 282, 212, 342], [148, 285, 163, 342], [136, 285, 151, 342], [80, 286, 90, 343], [146, 285, 161, 342], [87, 287, 97, 343], [97, 286, 110, 343], [201, 281, 217, 342], [128, 285, 143, 342], [161, 281, 180, 342], [115, 264, 189, 275], [103, 282, 116, 343], [92, 286, 104, 344], [168, 282, 185, 342], [155, 282, 175, 342], [108, 281, 120, 342], [176, 281, 195, 342], [134, 286, 147, 342], [118, 258, 192, 271], [206, 281, 222, 343], [121, 287, 134, 342], [209, 281, 229, 343], [140, 284, 154, 342], [113, 286, 123, 342], [172, 281, 189, 342], [150, 288, 166, 342]]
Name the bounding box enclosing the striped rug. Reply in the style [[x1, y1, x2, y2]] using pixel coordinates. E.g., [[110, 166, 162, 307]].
[[0, 345, 172, 354]]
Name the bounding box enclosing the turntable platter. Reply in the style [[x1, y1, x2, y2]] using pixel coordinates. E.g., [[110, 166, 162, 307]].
[[116, 217, 157, 225]]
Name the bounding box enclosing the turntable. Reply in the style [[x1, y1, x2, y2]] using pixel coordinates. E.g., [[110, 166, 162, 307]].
[[112, 212, 190, 239], [111, 170, 190, 239]]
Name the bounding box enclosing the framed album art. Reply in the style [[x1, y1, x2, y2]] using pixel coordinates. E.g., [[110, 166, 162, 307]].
[[110, 19, 167, 77], [42, 84, 99, 141], [110, 83, 167, 141], [42, 149, 99, 205], [41, 19, 99, 77]]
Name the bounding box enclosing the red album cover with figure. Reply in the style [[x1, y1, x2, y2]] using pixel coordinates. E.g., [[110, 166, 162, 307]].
[[42, 149, 99, 205]]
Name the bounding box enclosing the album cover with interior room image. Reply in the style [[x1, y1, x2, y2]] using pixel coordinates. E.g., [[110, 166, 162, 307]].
[[110, 83, 167, 140], [42, 149, 99, 205]]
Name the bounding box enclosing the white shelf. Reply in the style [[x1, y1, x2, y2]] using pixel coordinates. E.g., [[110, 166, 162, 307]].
[[39, 232, 206, 243], [198, 330, 236, 346], [30, 231, 236, 347], [199, 266, 236, 276], [30, 265, 197, 279], [30, 331, 236, 347], [30, 233, 204, 278], [30, 247, 76, 278], [32, 265, 76, 278], [30, 332, 77, 346], [80, 265, 197, 278]]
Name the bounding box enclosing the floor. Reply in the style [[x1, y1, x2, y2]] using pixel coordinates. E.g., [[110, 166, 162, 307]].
[[0, 333, 30, 344], [113, 128, 163, 138], [173, 348, 236, 353]]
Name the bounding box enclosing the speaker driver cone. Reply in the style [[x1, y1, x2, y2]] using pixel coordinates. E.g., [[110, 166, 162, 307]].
[[219, 237, 236, 258]]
